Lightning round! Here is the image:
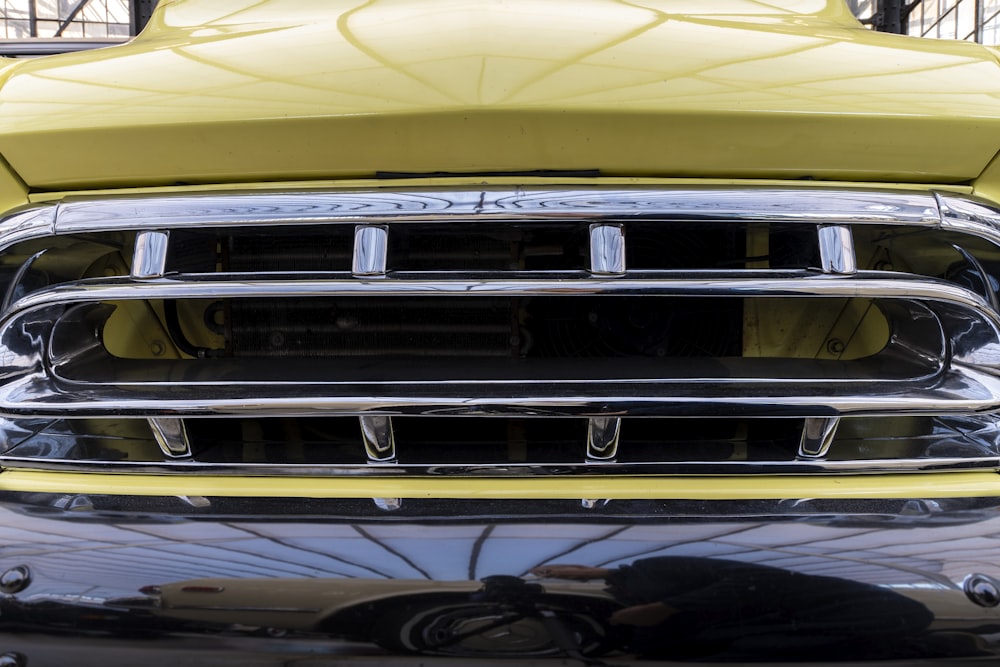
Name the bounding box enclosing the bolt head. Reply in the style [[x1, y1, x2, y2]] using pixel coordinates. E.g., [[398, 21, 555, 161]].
[[0, 566, 30, 595], [964, 573, 1000, 607]]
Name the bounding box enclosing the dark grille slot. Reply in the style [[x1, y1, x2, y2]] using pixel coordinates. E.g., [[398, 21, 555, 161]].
[[165, 227, 356, 274], [187, 417, 365, 464], [624, 223, 818, 270], [388, 222, 588, 271], [220, 296, 744, 360], [615, 418, 805, 462]]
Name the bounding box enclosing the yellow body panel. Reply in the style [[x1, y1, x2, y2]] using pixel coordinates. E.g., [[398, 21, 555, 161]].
[[2, 469, 1000, 500], [1, 0, 1000, 188]]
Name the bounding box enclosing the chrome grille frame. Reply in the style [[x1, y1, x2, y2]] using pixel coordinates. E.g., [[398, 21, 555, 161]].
[[2, 186, 1000, 476]]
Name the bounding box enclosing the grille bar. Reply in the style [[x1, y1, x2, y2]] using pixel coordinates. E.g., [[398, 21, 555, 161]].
[[10, 272, 998, 310], [2, 187, 1000, 476]]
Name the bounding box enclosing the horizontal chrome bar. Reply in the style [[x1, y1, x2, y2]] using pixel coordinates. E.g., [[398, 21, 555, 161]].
[[2, 455, 997, 475], [2, 363, 1000, 417], [45, 188, 941, 232], [7, 272, 997, 321]]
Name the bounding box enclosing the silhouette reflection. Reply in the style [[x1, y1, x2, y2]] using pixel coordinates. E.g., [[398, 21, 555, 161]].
[[532, 556, 942, 659]]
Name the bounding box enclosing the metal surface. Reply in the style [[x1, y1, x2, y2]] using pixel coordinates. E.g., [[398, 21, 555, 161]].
[[361, 416, 397, 463], [131, 230, 170, 280], [797, 417, 841, 459], [817, 225, 857, 275], [589, 224, 626, 275], [586, 417, 621, 462], [148, 417, 191, 458], [352, 225, 389, 276], [0, 492, 999, 664]]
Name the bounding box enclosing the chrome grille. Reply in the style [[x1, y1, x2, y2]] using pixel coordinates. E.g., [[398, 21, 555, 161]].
[[2, 187, 1000, 475]]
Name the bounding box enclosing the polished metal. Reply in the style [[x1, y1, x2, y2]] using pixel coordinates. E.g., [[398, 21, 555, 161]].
[[360, 415, 396, 463], [9, 272, 1000, 315], [817, 225, 857, 275], [586, 417, 621, 461], [963, 573, 1000, 607], [132, 231, 171, 280], [45, 188, 943, 231], [797, 417, 841, 459], [588, 224, 626, 275], [0, 188, 999, 459], [352, 225, 389, 276], [149, 418, 192, 458], [0, 565, 31, 595], [0, 492, 998, 663]]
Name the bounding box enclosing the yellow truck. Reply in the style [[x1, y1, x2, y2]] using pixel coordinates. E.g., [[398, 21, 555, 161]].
[[2, 1, 1000, 663]]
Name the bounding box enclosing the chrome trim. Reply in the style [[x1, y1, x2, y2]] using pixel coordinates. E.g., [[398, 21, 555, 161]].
[[797, 417, 841, 459], [352, 225, 389, 277], [588, 224, 626, 275], [148, 418, 192, 458], [1, 455, 998, 476], [131, 231, 171, 280], [817, 225, 856, 275], [360, 415, 397, 463], [8, 272, 999, 316], [49, 188, 943, 231], [586, 417, 621, 462]]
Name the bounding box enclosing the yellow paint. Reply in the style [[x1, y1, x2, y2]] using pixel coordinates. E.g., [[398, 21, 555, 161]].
[[2, 469, 999, 500], [1, 1, 999, 189], [0, 155, 26, 214]]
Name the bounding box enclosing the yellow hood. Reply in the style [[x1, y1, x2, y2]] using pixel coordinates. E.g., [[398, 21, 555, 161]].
[[1, 0, 999, 189]]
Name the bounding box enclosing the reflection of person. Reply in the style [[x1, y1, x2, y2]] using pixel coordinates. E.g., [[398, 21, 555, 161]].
[[532, 557, 934, 659]]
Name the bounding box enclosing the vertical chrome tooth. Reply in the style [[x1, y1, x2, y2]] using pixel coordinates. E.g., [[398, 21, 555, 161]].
[[797, 417, 840, 459], [818, 225, 857, 275], [586, 417, 621, 462], [360, 415, 398, 509], [352, 225, 389, 276], [361, 416, 396, 463], [589, 224, 626, 275], [149, 418, 192, 459], [131, 231, 170, 280], [373, 497, 403, 511]]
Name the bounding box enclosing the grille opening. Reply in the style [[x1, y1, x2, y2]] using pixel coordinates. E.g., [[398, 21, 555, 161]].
[[2, 415, 997, 468], [388, 223, 589, 271], [74, 295, 922, 384], [188, 417, 366, 464], [625, 223, 817, 270], [223, 296, 745, 359], [167, 227, 356, 273]]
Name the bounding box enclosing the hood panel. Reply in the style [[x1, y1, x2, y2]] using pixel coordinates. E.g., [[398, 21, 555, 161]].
[[1, 0, 999, 188]]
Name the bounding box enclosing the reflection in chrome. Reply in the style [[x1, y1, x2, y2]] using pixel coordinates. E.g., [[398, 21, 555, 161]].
[[818, 225, 856, 275], [797, 417, 840, 459], [589, 223, 626, 275], [586, 417, 621, 462], [148, 418, 192, 459], [360, 415, 396, 463], [1, 188, 1000, 475], [1, 494, 1000, 662], [131, 231, 170, 280], [352, 225, 389, 276]]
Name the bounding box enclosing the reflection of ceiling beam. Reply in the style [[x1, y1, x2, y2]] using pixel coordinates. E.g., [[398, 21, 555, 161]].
[[54, 0, 93, 37], [131, 0, 159, 34]]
